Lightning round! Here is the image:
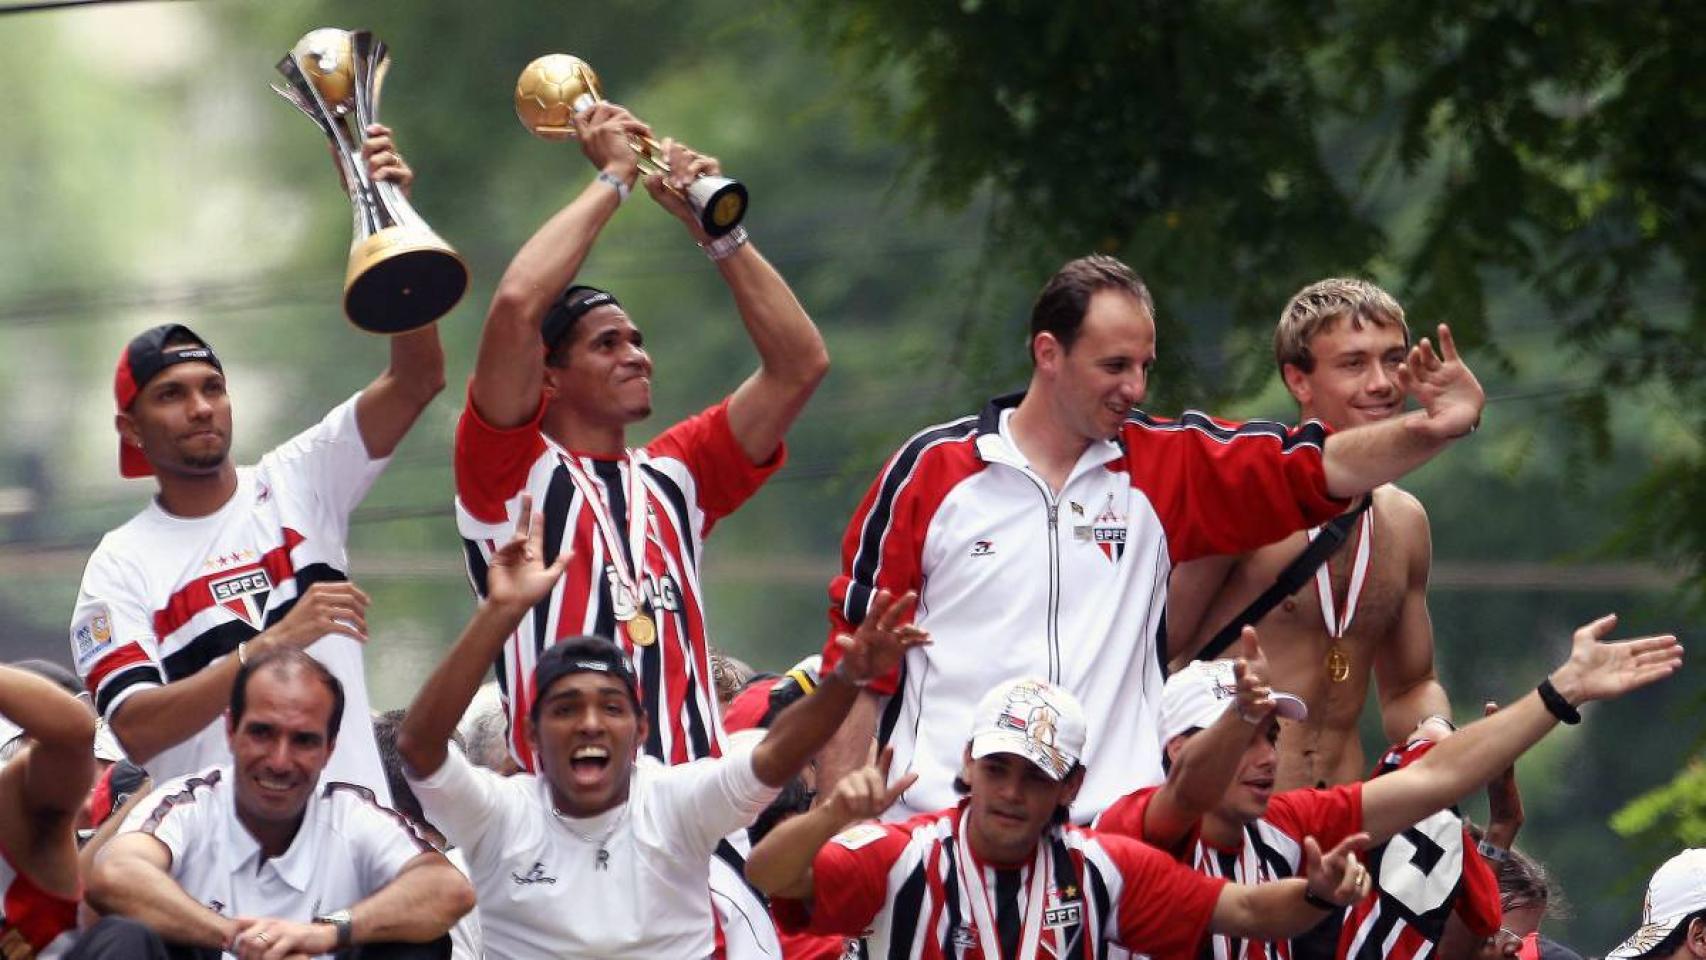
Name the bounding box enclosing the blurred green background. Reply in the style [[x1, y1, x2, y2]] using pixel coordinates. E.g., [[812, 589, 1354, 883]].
[[0, 0, 1701, 949]]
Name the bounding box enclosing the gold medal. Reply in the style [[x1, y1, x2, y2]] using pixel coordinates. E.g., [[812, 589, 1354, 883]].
[[1326, 645, 1350, 683], [627, 610, 657, 647]]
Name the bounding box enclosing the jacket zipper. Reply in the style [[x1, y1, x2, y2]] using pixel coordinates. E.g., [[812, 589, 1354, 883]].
[[1023, 474, 1062, 684]]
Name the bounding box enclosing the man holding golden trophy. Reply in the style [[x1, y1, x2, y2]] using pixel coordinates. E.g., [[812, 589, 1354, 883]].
[[437, 46, 828, 960]]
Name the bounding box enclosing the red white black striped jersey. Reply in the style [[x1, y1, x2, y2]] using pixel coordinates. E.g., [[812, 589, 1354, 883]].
[[70, 396, 391, 800], [0, 845, 77, 959], [1328, 741, 1500, 960], [823, 394, 1345, 821], [1096, 783, 1364, 960], [773, 804, 1227, 960], [454, 395, 782, 769]]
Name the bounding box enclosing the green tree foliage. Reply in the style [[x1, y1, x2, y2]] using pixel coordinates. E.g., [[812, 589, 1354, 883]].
[[798, 0, 1706, 582]]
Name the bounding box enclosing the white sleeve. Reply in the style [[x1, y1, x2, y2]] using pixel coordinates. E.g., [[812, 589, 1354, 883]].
[[262, 393, 389, 533], [331, 785, 438, 893], [71, 545, 165, 722], [405, 744, 509, 859], [118, 773, 213, 871], [651, 742, 781, 857]]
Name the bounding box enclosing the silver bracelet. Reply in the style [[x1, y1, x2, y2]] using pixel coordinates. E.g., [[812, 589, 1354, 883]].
[[596, 170, 630, 203], [1476, 839, 1510, 863], [699, 226, 749, 262]]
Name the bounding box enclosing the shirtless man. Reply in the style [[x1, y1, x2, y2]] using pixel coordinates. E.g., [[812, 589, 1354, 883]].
[[1169, 278, 1451, 790]]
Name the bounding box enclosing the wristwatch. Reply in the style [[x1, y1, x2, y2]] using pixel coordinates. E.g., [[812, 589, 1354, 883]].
[[313, 909, 354, 950]]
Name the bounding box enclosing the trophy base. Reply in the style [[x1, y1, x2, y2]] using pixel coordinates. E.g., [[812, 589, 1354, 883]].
[[344, 227, 470, 334], [689, 176, 748, 238]]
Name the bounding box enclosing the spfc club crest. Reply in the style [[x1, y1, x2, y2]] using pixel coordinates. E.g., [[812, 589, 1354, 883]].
[[1091, 493, 1127, 563], [210, 566, 273, 627]]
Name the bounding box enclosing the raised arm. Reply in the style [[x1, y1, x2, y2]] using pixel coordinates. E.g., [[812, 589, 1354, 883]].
[[747, 746, 913, 900], [1361, 614, 1681, 844], [472, 103, 651, 429], [1371, 492, 1451, 742], [750, 591, 926, 788], [1321, 325, 1485, 497], [398, 495, 570, 777], [89, 832, 239, 950], [349, 125, 448, 459], [1142, 630, 1275, 849], [0, 664, 96, 817], [640, 139, 829, 464]]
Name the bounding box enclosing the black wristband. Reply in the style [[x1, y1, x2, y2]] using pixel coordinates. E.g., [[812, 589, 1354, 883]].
[[1536, 678, 1582, 725], [1303, 888, 1340, 911]]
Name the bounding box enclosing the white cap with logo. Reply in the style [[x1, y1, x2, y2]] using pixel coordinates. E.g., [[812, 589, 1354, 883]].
[[968, 678, 1087, 781], [1158, 659, 1309, 748], [1608, 849, 1706, 960]]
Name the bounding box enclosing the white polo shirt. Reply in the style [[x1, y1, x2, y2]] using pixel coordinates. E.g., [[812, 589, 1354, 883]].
[[408, 742, 780, 959], [119, 766, 433, 958]]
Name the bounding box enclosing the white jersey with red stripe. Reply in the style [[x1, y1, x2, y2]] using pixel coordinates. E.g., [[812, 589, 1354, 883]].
[[823, 393, 1346, 821], [0, 846, 77, 959], [69, 396, 390, 801], [453, 394, 782, 769], [1096, 783, 1365, 960], [773, 803, 1228, 960]]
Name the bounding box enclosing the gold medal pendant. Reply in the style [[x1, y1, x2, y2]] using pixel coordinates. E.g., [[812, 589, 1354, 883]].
[[627, 610, 657, 647], [1326, 645, 1350, 683]]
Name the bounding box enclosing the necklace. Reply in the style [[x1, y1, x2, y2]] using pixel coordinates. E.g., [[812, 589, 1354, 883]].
[[552, 802, 629, 871], [1310, 504, 1372, 684]]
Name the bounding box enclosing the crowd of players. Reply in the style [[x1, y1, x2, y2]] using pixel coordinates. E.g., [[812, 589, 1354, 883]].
[[0, 99, 1698, 960]]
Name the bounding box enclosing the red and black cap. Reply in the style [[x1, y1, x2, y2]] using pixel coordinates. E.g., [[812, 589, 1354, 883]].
[[113, 323, 223, 478], [541, 285, 622, 354]]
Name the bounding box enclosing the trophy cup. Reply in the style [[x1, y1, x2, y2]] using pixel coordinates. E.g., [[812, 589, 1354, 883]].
[[273, 28, 468, 334], [514, 54, 748, 238]]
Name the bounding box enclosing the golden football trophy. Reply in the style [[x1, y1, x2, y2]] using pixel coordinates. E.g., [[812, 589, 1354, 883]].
[[514, 54, 748, 237], [273, 28, 468, 334]]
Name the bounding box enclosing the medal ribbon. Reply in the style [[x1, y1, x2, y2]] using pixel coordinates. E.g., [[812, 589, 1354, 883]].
[[560, 450, 652, 625], [1310, 505, 1372, 638], [954, 806, 1049, 960]]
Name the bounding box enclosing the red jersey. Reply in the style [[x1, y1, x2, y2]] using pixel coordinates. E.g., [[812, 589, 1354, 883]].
[[1097, 783, 1364, 960], [774, 804, 1226, 959], [454, 394, 783, 769], [0, 845, 77, 959]]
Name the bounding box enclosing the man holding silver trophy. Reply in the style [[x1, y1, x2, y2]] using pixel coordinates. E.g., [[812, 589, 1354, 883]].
[[69, 106, 446, 807]]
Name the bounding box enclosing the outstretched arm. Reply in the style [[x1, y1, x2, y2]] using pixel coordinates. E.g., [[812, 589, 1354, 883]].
[[1321, 325, 1485, 497], [750, 591, 926, 788], [641, 138, 829, 464], [0, 665, 96, 818], [1209, 833, 1371, 939], [472, 103, 651, 429], [1362, 614, 1681, 843], [399, 495, 570, 777], [1143, 629, 1274, 849], [350, 125, 448, 458], [748, 746, 914, 900]]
